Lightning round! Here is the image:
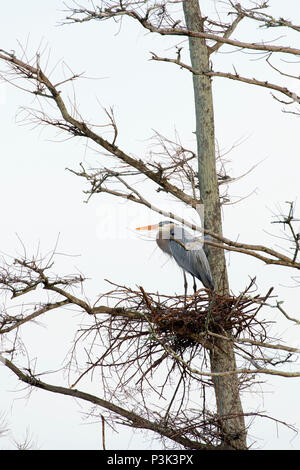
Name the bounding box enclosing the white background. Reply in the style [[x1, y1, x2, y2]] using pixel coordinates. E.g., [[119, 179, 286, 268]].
[[0, 0, 300, 450]]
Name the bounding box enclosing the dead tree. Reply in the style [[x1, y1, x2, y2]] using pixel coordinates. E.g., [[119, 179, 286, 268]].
[[1, 1, 300, 450]]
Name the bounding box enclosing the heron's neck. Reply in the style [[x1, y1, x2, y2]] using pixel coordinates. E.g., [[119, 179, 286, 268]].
[[156, 231, 172, 255]]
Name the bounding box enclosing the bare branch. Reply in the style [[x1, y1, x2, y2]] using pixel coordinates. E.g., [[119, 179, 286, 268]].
[[210, 14, 244, 54], [229, 2, 300, 33], [63, 4, 300, 57], [150, 53, 300, 105], [0, 299, 71, 334], [0, 49, 199, 209], [0, 354, 215, 450]]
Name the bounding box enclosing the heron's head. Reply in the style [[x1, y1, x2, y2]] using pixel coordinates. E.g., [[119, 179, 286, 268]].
[[136, 220, 178, 239]]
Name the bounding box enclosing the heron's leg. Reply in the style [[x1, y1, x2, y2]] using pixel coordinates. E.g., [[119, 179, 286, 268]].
[[192, 276, 197, 294], [183, 271, 188, 304], [186, 276, 199, 303]]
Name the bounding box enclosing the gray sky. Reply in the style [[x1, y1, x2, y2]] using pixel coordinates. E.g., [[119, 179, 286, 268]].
[[0, 0, 300, 450]]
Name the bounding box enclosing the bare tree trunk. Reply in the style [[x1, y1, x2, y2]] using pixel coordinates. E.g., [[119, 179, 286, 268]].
[[182, 0, 247, 449]]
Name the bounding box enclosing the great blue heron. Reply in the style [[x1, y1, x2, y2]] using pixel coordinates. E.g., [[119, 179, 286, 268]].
[[136, 220, 214, 294]]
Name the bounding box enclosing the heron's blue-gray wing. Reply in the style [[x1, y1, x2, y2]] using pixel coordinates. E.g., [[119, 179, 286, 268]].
[[169, 238, 214, 290]]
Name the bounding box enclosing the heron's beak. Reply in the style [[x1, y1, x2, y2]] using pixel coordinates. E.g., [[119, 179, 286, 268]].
[[136, 224, 159, 231]]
